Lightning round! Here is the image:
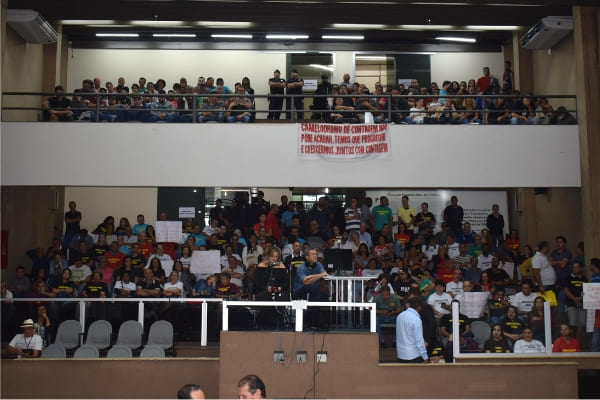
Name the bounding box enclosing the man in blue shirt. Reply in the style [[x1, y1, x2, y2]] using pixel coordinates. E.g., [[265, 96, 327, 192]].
[[396, 296, 429, 363], [293, 249, 328, 301]]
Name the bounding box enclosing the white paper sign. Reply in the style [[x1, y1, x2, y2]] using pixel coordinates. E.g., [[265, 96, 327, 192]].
[[582, 283, 600, 309], [156, 221, 183, 243], [190, 250, 221, 277], [179, 207, 196, 218], [304, 79, 318, 91], [161, 259, 175, 276], [457, 292, 489, 319]]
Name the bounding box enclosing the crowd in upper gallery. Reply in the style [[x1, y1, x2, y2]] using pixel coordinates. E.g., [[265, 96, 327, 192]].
[[40, 61, 577, 125]]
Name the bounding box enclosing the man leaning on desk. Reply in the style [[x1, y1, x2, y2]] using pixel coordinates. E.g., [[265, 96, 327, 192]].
[[293, 248, 329, 301]]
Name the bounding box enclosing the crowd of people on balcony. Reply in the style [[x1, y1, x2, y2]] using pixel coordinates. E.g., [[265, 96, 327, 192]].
[[2, 193, 598, 357], [40, 62, 576, 125]]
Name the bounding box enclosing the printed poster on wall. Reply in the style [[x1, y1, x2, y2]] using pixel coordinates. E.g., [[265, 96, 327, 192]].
[[366, 189, 509, 235], [297, 123, 391, 160]]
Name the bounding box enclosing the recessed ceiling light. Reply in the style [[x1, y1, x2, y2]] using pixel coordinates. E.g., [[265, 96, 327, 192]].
[[197, 21, 253, 28], [211, 34, 253, 39], [57, 20, 116, 25], [130, 20, 185, 27], [436, 36, 476, 43], [411, 1, 469, 4], [399, 24, 454, 30], [355, 56, 387, 60], [95, 33, 139, 37], [152, 33, 197, 38], [466, 25, 521, 30], [322, 35, 364, 40], [332, 23, 385, 29], [266, 34, 309, 39]]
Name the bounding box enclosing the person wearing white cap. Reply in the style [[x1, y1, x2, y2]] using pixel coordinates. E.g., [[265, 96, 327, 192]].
[[7, 319, 43, 358]]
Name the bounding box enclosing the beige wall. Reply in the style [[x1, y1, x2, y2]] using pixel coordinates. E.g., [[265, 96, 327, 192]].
[[2, 25, 44, 121], [532, 32, 577, 110], [431, 52, 505, 84], [534, 188, 583, 248], [64, 187, 158, 233], [0, 186, 64, 276]]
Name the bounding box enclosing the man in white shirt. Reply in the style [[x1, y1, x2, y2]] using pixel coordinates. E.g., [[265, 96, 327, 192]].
[[145, 243, 173, 269], [69, 257, 92, 296], [511, 280, 537, 315], [396, 296, 429, 363], [7, 319, 43, 358], [532, 241, 556, 291], [513, 327, 545, 353], [427, 280, 453, 318], [446, 234, 460, 259], [446, 269, 464, 298], [220, 244, 245, 289]]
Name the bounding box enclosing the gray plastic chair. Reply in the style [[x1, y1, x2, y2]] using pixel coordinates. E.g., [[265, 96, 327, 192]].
[[54, 319, 82, 350], [106, 345, 133, 358], [73, 344, 100, 358], [41, 344, 66, 358], [85, 320, 112, 350], [139, 345, 165, 358], [471, 320, 492, 350], [115, 320, 143, 350], [147, 320, 175, 356]]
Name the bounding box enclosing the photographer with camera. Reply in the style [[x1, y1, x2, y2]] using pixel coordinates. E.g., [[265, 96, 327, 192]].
[[254, 248, 289, 301], [7, 319, 43, 358]]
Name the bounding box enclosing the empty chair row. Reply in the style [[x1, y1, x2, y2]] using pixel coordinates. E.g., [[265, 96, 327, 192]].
[[51, 319, 175, 356], [42, 343, 165, 358]]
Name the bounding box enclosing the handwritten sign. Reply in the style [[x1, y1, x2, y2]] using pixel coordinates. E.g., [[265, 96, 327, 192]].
[[297, 123, 390, 160], [156, 221, 183, 243], [456, 292, 489, 319], [582, 283, 600, 309], [190, 250, 221, 277]]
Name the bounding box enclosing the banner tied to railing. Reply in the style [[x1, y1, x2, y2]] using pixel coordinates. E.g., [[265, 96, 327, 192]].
[[297, 123, 391, 160]]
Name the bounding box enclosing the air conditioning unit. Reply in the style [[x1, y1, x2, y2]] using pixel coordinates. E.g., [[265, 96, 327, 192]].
[[7, 9, 58, 44], [520, 16, 573, 50]]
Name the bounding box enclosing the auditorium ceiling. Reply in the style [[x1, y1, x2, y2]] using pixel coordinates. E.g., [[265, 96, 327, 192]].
[[7, 0, 597, 51]]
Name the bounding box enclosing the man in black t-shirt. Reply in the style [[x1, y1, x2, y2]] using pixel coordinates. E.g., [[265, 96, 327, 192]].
[[285, 69, 304, 120], [43, 86, 72, 121], [64, 201, 82, 249], [268, 69, 286, 120]]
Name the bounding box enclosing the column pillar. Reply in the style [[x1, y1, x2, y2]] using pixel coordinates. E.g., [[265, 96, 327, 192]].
[[573, 6, 600, 267], [512, 31, 533, 94]]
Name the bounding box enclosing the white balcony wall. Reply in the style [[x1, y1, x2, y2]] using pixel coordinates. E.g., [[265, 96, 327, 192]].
[[1, 123, 581, 188]]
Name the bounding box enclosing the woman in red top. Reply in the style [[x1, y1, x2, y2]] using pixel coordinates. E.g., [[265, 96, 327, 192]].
[[552, 324, 581, 353], [432, 245, 448, 271], [394, 223, 411, 248], [506, 229, 521, 253], [253, 213, 272, 238], [436, 258, 454, 284]]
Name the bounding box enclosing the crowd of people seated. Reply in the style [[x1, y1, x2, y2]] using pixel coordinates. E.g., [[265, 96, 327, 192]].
[[2, 192, 598, 357], [40, 62, 576, 125]]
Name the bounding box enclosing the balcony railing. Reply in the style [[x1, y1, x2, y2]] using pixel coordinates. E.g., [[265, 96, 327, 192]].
[[1, 92, 578, 125]]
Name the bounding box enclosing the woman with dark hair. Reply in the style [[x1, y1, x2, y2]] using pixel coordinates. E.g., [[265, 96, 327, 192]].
[[115, 217, 131, 236], [501, 305, 523, 349], [519, 245, 534, 280], [145, 225, 157, 246], [484, 324, 511, 353], [354, 243, 371, 272], [254, 248, 289, 301], [149, 257, 166, 284], [527, 296, 547, 342]]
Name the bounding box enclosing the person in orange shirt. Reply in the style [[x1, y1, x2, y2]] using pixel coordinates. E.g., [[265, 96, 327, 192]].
[[552, 324, 581, 353]]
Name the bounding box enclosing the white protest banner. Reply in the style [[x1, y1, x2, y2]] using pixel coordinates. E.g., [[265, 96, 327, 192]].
[[156, 221, 183, 243], [582, 283, 600, 309], [161, 259, 175, 276], [458, 292, 489, 319], [190, 250, 221, 277], [297, 123, 390, 160]]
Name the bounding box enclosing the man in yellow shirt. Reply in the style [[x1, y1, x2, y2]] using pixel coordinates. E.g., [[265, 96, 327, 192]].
[[397, 195, 416, 235]]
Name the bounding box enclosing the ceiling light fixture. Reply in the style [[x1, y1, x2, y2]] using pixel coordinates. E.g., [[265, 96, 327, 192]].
[[57, 19, 116, 25], [95, 33, 139, 37], [152, 33, 197, 38], [436, 36, 476, 43], [466, 25, 520, 30], [355, 56, 387, 60], [322, 35, 364, 40], [197, 21, 253, 28], [399, 24, 454, 30], [332, 23, 385, 29], [130, 20, 185, 27], [266, 34, 309, 39], [211, 34, 253, 39]]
